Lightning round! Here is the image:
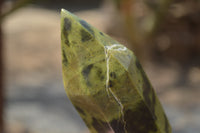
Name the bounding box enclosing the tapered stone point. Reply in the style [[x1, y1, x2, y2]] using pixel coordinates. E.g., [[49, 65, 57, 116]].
[[61, 9, 171, 133]]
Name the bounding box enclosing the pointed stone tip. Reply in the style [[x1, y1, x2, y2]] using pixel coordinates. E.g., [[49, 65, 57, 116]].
[[61, 8, 65, 12], [61, 8, 72, 18], [61, 8, 67, 16]]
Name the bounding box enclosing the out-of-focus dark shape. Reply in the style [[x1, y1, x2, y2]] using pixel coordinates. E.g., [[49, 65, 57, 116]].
[[1, 0, 36, 132], [111, 0, 173, 59], [155, 0, 200, 63], [0, 0, 5, 132], [111, 0, 200, 65], [1, 0, 35, 21], [35, 0, 103, 12]]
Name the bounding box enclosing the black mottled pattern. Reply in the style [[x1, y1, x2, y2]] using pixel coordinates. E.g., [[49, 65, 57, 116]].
[[110, 119, 125, 133], [92, 117, 111, 133], [64, 18, 72, 31], [135, 58, 142, 70], [82, 64, 93, 86], [100, 32, 104, 36], [109, 80, 113, 88], [79, 20, 94, 35], [63, 18, 72, 46], [124, 101, 158, 133], [62, 50, 68, 66], [87, 102, 158, 133], [110, 72, 117, 79], [136, 58, 157, 120], [96, 67, 104, 80], [74, 106, 86, 117], [81, 29, 93, 42]]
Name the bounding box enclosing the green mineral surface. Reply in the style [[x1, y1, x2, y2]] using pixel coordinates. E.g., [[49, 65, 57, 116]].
[[61, 9, 171, 133]]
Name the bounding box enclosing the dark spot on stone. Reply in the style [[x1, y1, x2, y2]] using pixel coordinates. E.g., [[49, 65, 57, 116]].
[[100, 32, 104, 36], [109, 80, 113, 88], [74, 106, 85, 116], [110, 119, 125, 133], [79, 20, 94, 34], [110, 72, 117, 79], [82, 64, 93, 86], [164, 114, 170, 133], [124, 101, 158, 133], [98, 70, 102, 74], [92, 117, 111, 133], [142, 76, 151, 105], [81, 29, 93, 42], [63, 18, 72, 46], [96, 68, 104, 80], [62, 50, 68, 66], [65, 39, 70, 46], [64, 18, 72, 31], [135, 58, 142, 70]]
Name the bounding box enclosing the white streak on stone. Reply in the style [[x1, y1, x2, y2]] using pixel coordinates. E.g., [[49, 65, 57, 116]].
[[104, 44, 127, 133]]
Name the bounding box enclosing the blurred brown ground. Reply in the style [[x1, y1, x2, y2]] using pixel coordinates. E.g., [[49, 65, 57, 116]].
[[2, 1, 200, 133]]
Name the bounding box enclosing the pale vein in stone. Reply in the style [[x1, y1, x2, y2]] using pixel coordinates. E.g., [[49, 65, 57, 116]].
[[104, 44, 127, 133]]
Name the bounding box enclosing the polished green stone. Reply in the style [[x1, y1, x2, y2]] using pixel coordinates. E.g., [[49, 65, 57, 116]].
[[61, 9, 171, 133]]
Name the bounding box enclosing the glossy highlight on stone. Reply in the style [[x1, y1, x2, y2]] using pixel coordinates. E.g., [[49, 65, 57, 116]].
[[61, 9, 171, 133]]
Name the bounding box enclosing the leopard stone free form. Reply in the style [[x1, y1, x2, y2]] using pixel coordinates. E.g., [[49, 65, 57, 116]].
[[61, 9, 171, 133]]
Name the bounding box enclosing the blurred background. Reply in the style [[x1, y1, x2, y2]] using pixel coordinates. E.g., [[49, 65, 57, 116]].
[[0, 0, 200, 133]]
